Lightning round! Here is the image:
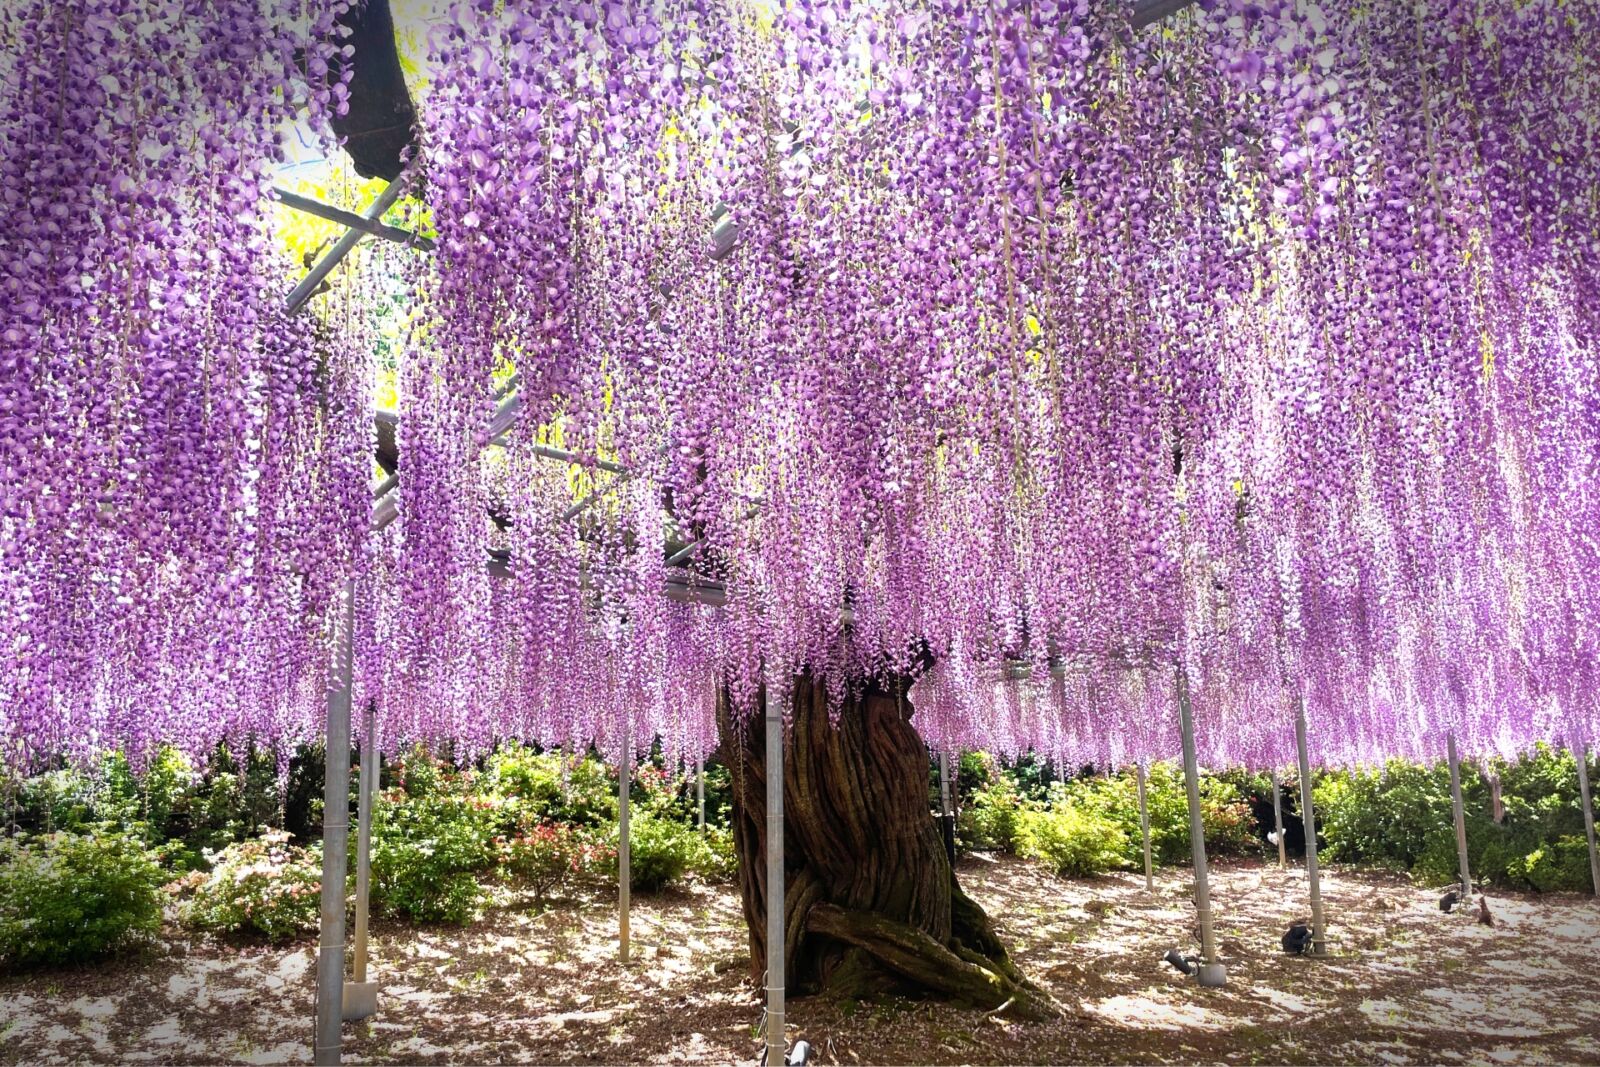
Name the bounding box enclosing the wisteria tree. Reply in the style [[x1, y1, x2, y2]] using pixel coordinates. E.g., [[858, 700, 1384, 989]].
[[4, 0, 1598, 1014]]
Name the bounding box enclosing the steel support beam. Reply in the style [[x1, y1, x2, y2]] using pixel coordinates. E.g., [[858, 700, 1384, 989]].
[[619, 719, 631, 962], [275, 188, 434, 250], [1447, 731, 1473, 901], [1295, 697, 1327, 957], [696, 758, 706, 833], [938, 750, 955, 867], [1131, 0, 1197, 29], [1177, 664, 1225, 986], [314, 579, 356, 1065], [1137, 762, 1154, 893], [1271, 767, 1287, 869], [1572, 734, 1600, 896], [764, 685, 786, 1067], [285, 161, 419, 316], [343, 701, 379, 1021]]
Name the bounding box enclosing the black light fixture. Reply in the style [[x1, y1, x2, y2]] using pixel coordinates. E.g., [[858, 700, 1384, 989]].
[[1439, 889, 1460, 914], [1164, 948, 1198, 976], [1281, 923, 1313, 955]]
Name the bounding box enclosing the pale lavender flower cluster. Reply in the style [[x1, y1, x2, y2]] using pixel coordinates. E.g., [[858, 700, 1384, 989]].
[[5, 0, 1598, 774]]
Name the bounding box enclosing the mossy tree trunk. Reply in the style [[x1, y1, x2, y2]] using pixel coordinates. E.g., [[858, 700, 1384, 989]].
[[718, 675, 1055, 1020]]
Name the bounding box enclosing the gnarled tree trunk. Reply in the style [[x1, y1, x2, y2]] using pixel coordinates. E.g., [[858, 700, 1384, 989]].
[[718, 675, 1055, 1020]]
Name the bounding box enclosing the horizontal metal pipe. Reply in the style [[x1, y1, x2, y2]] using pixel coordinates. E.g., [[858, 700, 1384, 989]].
[[275, 188, 434, 251]]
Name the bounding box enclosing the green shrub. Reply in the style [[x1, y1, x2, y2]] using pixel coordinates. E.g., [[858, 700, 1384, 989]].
[[1120, 769, 1181, 861], [0, 828, 165, 967], [14, 767, 99, 834], [1315, 760, 1452, 871], [633, 755, 734, 829], [182, 830, 321, 942], [634, 761, 690, 821], [1052, 763, 1256, 865], [13, 744, 283, 868], [1194, 775, 1258, 855], [957, 773, 1024, 852], [1514, 836, 1594, 893], [948, 750, 999, 810], [485, 744, 616, 829], [1007, 753, 1056, 801], [1013, 803, 1130, 878], [1315, 746, 1600, 892], [497, 822, 611, 902], [370, 769, 496, 924], [612, 814, 698, 892], [687, 824, 739, 882]]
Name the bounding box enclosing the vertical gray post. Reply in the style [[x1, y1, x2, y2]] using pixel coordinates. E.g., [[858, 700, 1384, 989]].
[[1294, 697, 1327, 957], [619, 721, 631, 962], [1177, 665, 1225, 986], [1271, 768, 1287, 869], [696, 758, 706, 833], [1572, 735, 1600, 896], [314, 579, 356, 1066], [1136, 762, 1154, 893], [353, 704, 375, 982], [765, 686, 785, 1067], [1446, 731, 1472, 901], [939, 751, 952, 820], [938, 750, 955, 865], [343, 702, 379, 1020]]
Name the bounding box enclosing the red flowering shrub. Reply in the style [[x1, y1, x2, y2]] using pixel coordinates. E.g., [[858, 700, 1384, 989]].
[[182, 830, 321, 942], [498, 823, 613, 902]]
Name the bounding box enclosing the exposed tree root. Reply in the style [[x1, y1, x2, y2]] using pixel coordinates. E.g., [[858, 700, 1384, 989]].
[[808, 902, 1059, 1020], [720, 674, 1058, 1022]]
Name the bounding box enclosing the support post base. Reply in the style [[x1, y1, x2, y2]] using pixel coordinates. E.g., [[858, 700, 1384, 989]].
[[341, 982, 379, 1021], [1196, 963, 1227, 988]]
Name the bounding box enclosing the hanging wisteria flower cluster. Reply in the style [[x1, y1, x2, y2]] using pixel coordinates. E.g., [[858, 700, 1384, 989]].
[[0, 0, 362, 767], [5, 0, 1598, 775]]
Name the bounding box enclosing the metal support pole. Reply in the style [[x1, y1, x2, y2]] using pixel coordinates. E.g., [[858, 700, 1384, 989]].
[[1572, 735, 1600, 897], [343, 702, 380, 1020], [285, 162, 418, 316], [619, 721, 631, 962], [1177, 665, 1225, 986], [1294, 698, 1327, 957], [765, 686, 785, 1067], [1271, 768, 1287, 869], [1446, 731, 1473, 901], [274, 188, 435, 250], [696, 758, 706, 834], [353, 704, 375, 982], [314, 580, 355, 1066], [1136, 763, 1154, 893], [938, 751, 955, 866]]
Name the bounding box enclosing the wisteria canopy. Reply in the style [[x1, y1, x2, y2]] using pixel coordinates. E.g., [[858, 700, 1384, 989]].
[[2, 0, 1597, 776]]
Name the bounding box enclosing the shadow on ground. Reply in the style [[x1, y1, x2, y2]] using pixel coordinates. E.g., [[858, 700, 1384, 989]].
[[2, 857, 1597, 1064]]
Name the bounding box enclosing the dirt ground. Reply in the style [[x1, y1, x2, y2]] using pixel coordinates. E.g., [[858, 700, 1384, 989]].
[[2, 855, 1597, 1065]]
